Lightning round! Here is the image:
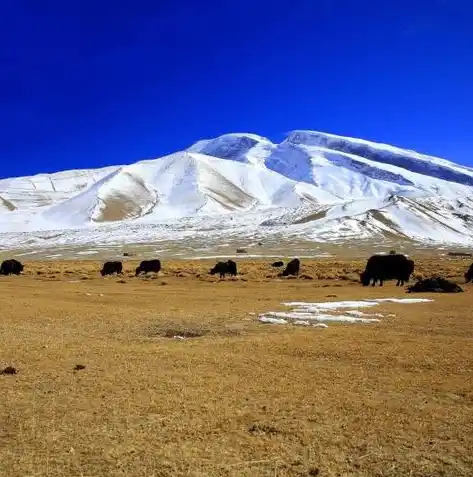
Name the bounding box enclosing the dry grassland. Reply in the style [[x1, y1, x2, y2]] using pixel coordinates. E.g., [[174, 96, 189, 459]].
[[1, 258, 473, 477]]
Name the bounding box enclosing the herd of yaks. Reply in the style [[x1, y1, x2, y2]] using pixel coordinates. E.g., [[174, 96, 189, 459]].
[[0, 257, 300, 279], [1, 253, 473, 286]]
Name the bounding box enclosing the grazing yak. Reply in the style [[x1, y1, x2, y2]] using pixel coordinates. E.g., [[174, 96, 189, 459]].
[[465, 263, 473, 283], [209, 260, 237, 278], [281, 258, 300, 277], [0, 259, 24, 276], [136, 259, 161, 276], [408, 277, 463, 293], [360, 254, 414, 287], [271, 261, 284, 268], [100, 261, 123, 276]]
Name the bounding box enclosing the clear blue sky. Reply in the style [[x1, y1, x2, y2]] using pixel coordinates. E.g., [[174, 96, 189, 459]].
[[1, 0, 472, 179]]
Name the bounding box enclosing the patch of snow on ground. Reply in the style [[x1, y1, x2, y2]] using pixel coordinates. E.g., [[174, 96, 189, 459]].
[[370, 298, 432, 304], [258, 316, 288, 325], [283, 300, 379, 309], [345, 310, 384, 318], [258, 297, 433, 327]]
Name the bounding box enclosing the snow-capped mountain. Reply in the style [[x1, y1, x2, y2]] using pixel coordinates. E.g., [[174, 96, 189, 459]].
[[1, 130, 473, 249], [40, 152, 338, 228], [188, 130, 473, 198]]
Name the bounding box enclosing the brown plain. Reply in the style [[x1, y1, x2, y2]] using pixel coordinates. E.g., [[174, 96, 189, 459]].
[[1, 258, 472, 477]]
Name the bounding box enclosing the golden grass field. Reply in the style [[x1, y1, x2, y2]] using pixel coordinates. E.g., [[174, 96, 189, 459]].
[[1, 257, 473, 476]]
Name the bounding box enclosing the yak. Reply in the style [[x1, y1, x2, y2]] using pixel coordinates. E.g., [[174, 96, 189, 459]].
[[100, 261, 123, 276], [360, 254, 414, 287], [0, 259, 24, 276], [281, 258, 300, 277], [209, 260, 237, 278], [136, 259, 161, 276]]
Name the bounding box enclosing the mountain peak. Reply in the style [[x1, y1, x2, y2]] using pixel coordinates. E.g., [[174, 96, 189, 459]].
[[1, 129, 473, 246]]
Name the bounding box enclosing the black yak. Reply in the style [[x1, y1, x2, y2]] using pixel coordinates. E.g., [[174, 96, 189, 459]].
[[281, 258, 300, 277], [100, 261, 123, 276], [408, 277, 463, 293], [136, 259, 161, 276], [0, 259, 24, 276], [209, 260, 237, 278], [360, 254, 414, 287]]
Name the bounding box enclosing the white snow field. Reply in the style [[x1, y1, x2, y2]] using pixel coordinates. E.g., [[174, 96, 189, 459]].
[[1, 130, 473, 252], [258, 298, 433, 327]]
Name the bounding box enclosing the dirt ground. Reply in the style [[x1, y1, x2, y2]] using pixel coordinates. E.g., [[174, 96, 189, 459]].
[[1, 258, 473, 476]]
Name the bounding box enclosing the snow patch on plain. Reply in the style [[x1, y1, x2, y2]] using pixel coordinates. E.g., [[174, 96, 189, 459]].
[[258, 297, 433, 327]]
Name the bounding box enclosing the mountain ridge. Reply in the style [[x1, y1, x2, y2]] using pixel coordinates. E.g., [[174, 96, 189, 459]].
[[1, 130, 473, 247]]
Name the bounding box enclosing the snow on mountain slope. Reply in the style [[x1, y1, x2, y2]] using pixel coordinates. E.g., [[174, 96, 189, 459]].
[[264, 142, 422, 199], [275, 195, 473, 244], [0, 166, 118, 211], [41, 152, 337, 228], [188, 133, 274, 166], [284, 130, 473, 188], [1, 129, 473, 248], [3, 193, 473, 253], [296, 146, 472, 198], [191, 131, 473, 198]]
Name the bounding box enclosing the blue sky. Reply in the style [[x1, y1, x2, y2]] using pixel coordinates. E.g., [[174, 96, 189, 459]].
[[1, 0, 472, 178]]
